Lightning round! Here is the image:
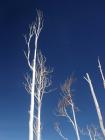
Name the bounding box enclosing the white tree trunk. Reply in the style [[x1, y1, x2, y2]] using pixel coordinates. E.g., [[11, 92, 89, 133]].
[[37, 102, 41, 140], [29, 53, 37, 140], [84, 73, 105, 137], [71, 102, 80, 140], [29, 35, 38, 140], [29, 70, 35, 140]]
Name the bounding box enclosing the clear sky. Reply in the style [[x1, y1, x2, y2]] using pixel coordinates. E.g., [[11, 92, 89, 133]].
[[0, 0, 105, 140]]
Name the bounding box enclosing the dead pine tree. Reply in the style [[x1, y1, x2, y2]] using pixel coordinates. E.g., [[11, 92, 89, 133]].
[[24, 10, 52, 140], [56, 76, 80, 140], [84, 58, 105, 137]]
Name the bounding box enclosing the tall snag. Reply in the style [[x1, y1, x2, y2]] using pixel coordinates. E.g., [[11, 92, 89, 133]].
[[24, 10, 52, 140], [84, 58, 105, 137]]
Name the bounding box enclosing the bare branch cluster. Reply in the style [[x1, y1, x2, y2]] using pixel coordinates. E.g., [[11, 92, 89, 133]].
[[54, 123, 68, 140], [35, 51, 52, 102], [24, 73, 32, 94], [55, 76, 80, 140], [80, 125, 104, 140], [24, 10, 43, 72]]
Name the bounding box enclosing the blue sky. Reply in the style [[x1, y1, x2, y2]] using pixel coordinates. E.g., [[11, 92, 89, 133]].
[[0, 0, 105, 140]]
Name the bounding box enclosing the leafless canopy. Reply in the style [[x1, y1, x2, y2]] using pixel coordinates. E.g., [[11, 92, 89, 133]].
[[58, 76, 78, 117], [24, 10, 43, 71], [56, 76, 80, 140], [35, 50, 52, 102]]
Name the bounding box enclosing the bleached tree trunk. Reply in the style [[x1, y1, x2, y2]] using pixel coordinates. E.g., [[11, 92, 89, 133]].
[[84, 73, 105, 137], [24, 10, 43, 140], [37, 104, 41, 140], [29, 37, 38, 140], [71, 101, 80, 140], [37, 96, 41, 140], [29, 64, 36, 140]]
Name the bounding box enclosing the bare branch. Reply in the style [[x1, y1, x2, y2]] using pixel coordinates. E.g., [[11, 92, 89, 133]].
[[80, 125, 104, 140], [34, 9, 43, 37], [24, 73, 32, 94], [54, 123, 68, 140], [98, 57, 105, 88], [24, 10, 44, 140], [35, 51, 52, 102]]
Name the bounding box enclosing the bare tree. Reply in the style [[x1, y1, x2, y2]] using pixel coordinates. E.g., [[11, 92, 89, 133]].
[[24, 10, 51, 140], [84, 59, 105, 137], [56, 76, 80, 140], [80, 125, 104, 140]]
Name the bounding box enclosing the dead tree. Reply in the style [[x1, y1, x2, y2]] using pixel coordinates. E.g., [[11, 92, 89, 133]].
[[24, 10, 50, 140], [56, 77, 80, 140], [84, 58, 105, 137]]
